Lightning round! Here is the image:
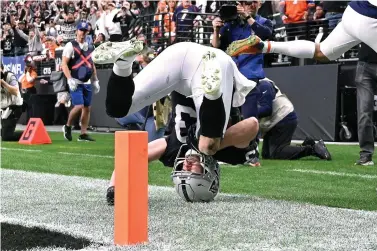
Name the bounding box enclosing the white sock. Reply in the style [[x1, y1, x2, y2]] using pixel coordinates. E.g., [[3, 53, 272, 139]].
[[113, 61, 132, 77], [264, 40, 316, 58]]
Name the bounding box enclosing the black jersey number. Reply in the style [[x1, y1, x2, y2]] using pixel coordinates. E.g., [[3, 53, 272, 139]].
[[174, 104, 197, 143]]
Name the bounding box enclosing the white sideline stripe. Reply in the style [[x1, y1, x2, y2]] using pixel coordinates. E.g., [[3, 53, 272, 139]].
[[1, 147, 42, 152], [289, 169, 377, 179], [1, 147, 114, 159], [57, 152, 114, 159]]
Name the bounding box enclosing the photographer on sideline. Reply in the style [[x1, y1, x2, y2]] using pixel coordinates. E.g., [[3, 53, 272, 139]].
[[211, 0, 273, 165], [0, 64, 24, 141]]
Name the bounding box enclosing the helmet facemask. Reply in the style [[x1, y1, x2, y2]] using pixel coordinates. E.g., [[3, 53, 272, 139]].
[[171, 145, 220, 202]]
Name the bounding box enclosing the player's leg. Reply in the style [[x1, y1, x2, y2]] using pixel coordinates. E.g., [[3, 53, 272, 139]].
[[341, 6, 377, 54], [226, 6, 363, 62], [191, 51, 232, 155], [220, 117, 259, 149], [93, 39, 186, 118]]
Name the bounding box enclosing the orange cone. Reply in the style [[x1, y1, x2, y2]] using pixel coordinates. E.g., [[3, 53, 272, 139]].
[[19, 118, 52, 145]]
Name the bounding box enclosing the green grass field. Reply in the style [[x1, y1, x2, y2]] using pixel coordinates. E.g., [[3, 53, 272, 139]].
[[2, 132, 376, 211]]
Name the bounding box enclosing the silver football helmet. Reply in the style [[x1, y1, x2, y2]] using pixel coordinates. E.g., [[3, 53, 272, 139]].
[[171, 145, 220, 202]]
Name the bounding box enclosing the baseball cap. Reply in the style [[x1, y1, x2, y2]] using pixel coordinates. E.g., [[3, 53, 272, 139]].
[[77, 21, 89, 31]]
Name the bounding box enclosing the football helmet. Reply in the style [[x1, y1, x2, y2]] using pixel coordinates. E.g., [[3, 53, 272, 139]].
[[171, 145, 220, 202]]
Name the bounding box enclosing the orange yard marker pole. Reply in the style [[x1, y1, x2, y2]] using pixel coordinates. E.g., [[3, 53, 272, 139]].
[[114, 131, 148, 245]]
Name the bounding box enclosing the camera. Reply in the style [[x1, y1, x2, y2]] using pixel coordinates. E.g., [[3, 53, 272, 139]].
[[218, 4, 238, 22]]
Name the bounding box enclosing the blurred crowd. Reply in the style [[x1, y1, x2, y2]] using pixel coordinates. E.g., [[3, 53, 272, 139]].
[[0, 0, 349, 58]]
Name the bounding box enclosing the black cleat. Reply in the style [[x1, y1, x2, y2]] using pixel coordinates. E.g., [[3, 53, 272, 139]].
[[355, 155, 374, 166], [313, 140, 331, 160], [106, 186, 114, 206], [78, 134, 95, 142], [62, 125, 72, 141], [302, 137, 315, 147]]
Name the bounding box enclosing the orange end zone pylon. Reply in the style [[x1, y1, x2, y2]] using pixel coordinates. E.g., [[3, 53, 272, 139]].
[[19, 118, 52, 145], [114, 131, 148, 245]]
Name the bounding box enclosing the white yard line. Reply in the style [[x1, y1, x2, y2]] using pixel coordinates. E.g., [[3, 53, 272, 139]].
[[1, 147, 42, 152], [289, 169, 377, 179], [1, 147, 114, 159], [57, 152, 114, 159]]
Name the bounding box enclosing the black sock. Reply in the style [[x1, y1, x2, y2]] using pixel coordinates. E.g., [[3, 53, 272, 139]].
[[106, 72, 135, 118], [199, 95, 226, 138]]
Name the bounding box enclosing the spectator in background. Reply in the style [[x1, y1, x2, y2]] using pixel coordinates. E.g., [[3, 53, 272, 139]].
[[140, 0, 158, 44], [116, 2, 135, 40], [27, 23, 43, 56], [313, 3, 325, 21], [93, 33, 106, 47], [95, 7, 109, 41], [153, 0, 168, 46], [141, 1, 157, 20], [354, 43, 377, 166], [44, 36, 60, 59], [87, 5, 98, 28], [1, 21, 15, 56], [46, 17, 58, 38], [172, 0, 200, 42], [54, 8, 81, 45], [321, 1, 348, 29], [130, 2, 141, 16], [164, 0, 177, 41], [105, 1, 123, 42], [279, 0, 315, 24], [19, 62, 37, 123], [203, 0, 220, 42], [12, 20, 29, 55]]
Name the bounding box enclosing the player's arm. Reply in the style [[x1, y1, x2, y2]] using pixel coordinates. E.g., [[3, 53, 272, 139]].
[[148, 138, 168, 162]]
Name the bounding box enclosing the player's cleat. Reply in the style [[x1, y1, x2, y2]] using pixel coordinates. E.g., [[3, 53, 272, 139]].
[[62, 125, 72, 141], [201, 51, 221, 95], [302, 137, 315, 147], [92, 38, 145, 65], [244, 140, 261, 167], [355, 155, 374, 166], [312, 140, 332, 160], [226, 35, 263, 57], [106, 186, 115, 206]]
